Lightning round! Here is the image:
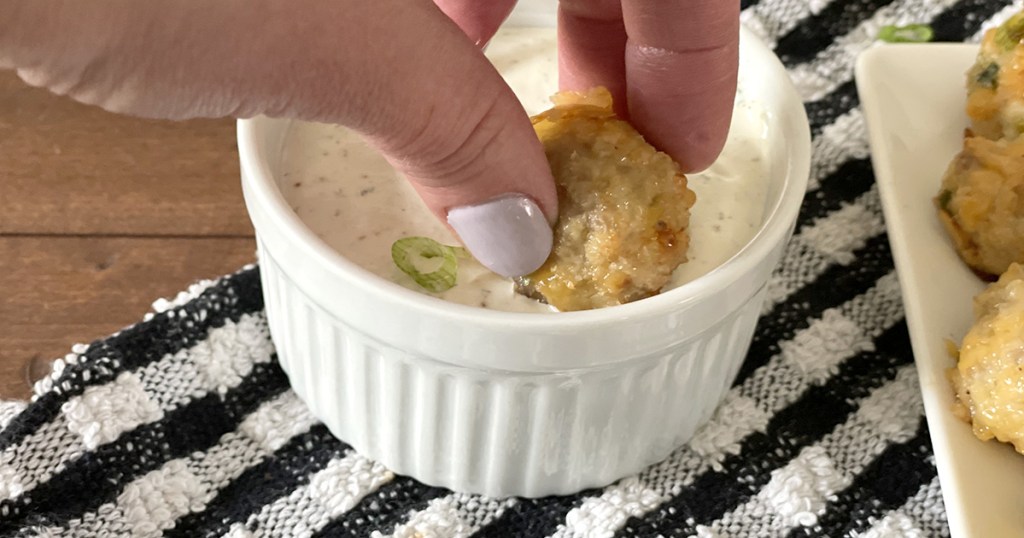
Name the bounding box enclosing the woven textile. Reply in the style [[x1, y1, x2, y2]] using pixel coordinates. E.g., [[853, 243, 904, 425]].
[[3, 1, 1019, 536]]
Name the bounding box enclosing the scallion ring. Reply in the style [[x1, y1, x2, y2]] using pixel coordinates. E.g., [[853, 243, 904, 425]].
[[877, 24, 934, 43], [391, 237, 461, 293]]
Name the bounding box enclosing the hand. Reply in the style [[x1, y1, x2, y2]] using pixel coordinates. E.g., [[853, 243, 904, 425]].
[[0, 0, 738, 277], [441, 0, 739, 171]]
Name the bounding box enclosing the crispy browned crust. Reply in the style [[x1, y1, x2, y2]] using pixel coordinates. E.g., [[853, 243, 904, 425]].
[[935, 199, 999, 282], [935, 132, 1024, 280], [517, 88, 696, 311]]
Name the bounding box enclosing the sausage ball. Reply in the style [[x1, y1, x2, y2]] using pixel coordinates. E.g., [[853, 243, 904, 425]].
[[966, 13, 1024, 140], [515, 88, 696, 312], [936, 134, 1024, 278], [949, 262, 1024, 454]]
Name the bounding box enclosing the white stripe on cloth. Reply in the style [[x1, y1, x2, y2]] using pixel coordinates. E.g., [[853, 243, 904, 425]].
[[763, 184, 885, 312], [742, 0, 841, 48], [807, 109, 868, 193], [543, 272, 904, 538], [0, 402, 29, 500], [0, 401, 26, 431], [375, 494, 517, 538], [25, 391, 318, 537], [799, 186, 885, 266], [0, 313, 273, 504], [222, 452, 394, 537], [30, 343, 92, 399], [787, 0, 963, 101], [970, 0, 1024, 42], [63, 371, 164, 450], [742, 271, 903, 405], [698, 365, 923, 536], [854, 475, 949, 538]]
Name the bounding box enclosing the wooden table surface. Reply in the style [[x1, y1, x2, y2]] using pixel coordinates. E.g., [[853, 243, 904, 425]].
[[0, 72, 257, 400]]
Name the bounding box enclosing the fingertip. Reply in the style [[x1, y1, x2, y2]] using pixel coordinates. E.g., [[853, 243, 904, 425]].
[[415, 182, 556, 278], [446, 194, 554, 277], [676, 129, 730, 173], [625, 41, 738, 173], [627, 82, 735, 172]]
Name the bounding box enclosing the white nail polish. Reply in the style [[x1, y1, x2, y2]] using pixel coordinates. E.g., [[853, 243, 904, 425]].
[[447, 195, 553, 278]]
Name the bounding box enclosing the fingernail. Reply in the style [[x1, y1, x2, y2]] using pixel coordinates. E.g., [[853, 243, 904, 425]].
[[447, 195, 553, 278]]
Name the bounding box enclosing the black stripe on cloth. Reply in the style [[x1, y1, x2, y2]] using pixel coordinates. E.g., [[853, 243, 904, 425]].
[[0, 360, 289, 533], [806, 80, 860, 138], [773, 0, 899, 66], [616, 321, 913, 537], [0, 266, 263, 453], [165, 424, 345, 538], [735, 232, 894, 385], [311, 477, 449, 538], [931, 0, 1009, 42], [796, 158, 876, 229], [469, 489, 602, 538], [786, 418, 936, 538], [741, 0, 761, 11]]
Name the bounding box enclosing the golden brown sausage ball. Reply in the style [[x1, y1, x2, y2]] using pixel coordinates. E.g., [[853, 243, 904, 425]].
[[967, 13, 1024, 140], [936, 134, 1024, 278], [949, 262, 1024, 454], [515, 88, 696, 312]]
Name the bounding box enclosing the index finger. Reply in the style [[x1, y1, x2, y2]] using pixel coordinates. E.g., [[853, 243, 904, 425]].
[[622, 0, 739, 172]]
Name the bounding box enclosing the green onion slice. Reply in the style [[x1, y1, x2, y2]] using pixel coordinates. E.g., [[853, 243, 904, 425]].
[[996, 13, 1024, 50], [976, 62, 1000, 89], [391, 237, 461, 293], [877, 24, 934, 43]]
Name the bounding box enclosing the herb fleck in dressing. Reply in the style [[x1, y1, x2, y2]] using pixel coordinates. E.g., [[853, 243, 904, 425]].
[[279, 27, 770, 313]]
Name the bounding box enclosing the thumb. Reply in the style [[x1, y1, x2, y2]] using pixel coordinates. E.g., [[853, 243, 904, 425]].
[[1, 0, 556, 277]]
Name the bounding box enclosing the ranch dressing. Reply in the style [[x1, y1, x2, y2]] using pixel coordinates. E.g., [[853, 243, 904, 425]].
[[278, 27, 770, 313]]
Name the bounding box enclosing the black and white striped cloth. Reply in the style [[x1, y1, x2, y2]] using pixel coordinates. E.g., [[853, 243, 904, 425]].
[[2, 1, 1017, 535]]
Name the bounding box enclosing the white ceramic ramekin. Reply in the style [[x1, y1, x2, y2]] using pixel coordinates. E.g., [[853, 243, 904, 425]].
[[237, 16, 810, 497]]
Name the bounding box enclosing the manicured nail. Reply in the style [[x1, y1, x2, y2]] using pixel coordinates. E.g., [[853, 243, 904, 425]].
[[447, 195, 553, 278]]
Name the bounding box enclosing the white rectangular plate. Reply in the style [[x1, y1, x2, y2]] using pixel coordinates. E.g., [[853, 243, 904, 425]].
[[857, 44, 1024, 537]]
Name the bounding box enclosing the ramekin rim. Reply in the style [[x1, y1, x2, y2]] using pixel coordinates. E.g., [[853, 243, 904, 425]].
[[236, 27, 811, 329]]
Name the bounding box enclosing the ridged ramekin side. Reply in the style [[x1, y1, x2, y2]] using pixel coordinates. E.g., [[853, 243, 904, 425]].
[[259, 237, 763, 497]]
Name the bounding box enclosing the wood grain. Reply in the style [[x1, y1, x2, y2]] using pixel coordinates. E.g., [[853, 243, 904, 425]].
[[0, 237, 256, 400], [1, 71, 261, 401], [0, 71, 254, 237]]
